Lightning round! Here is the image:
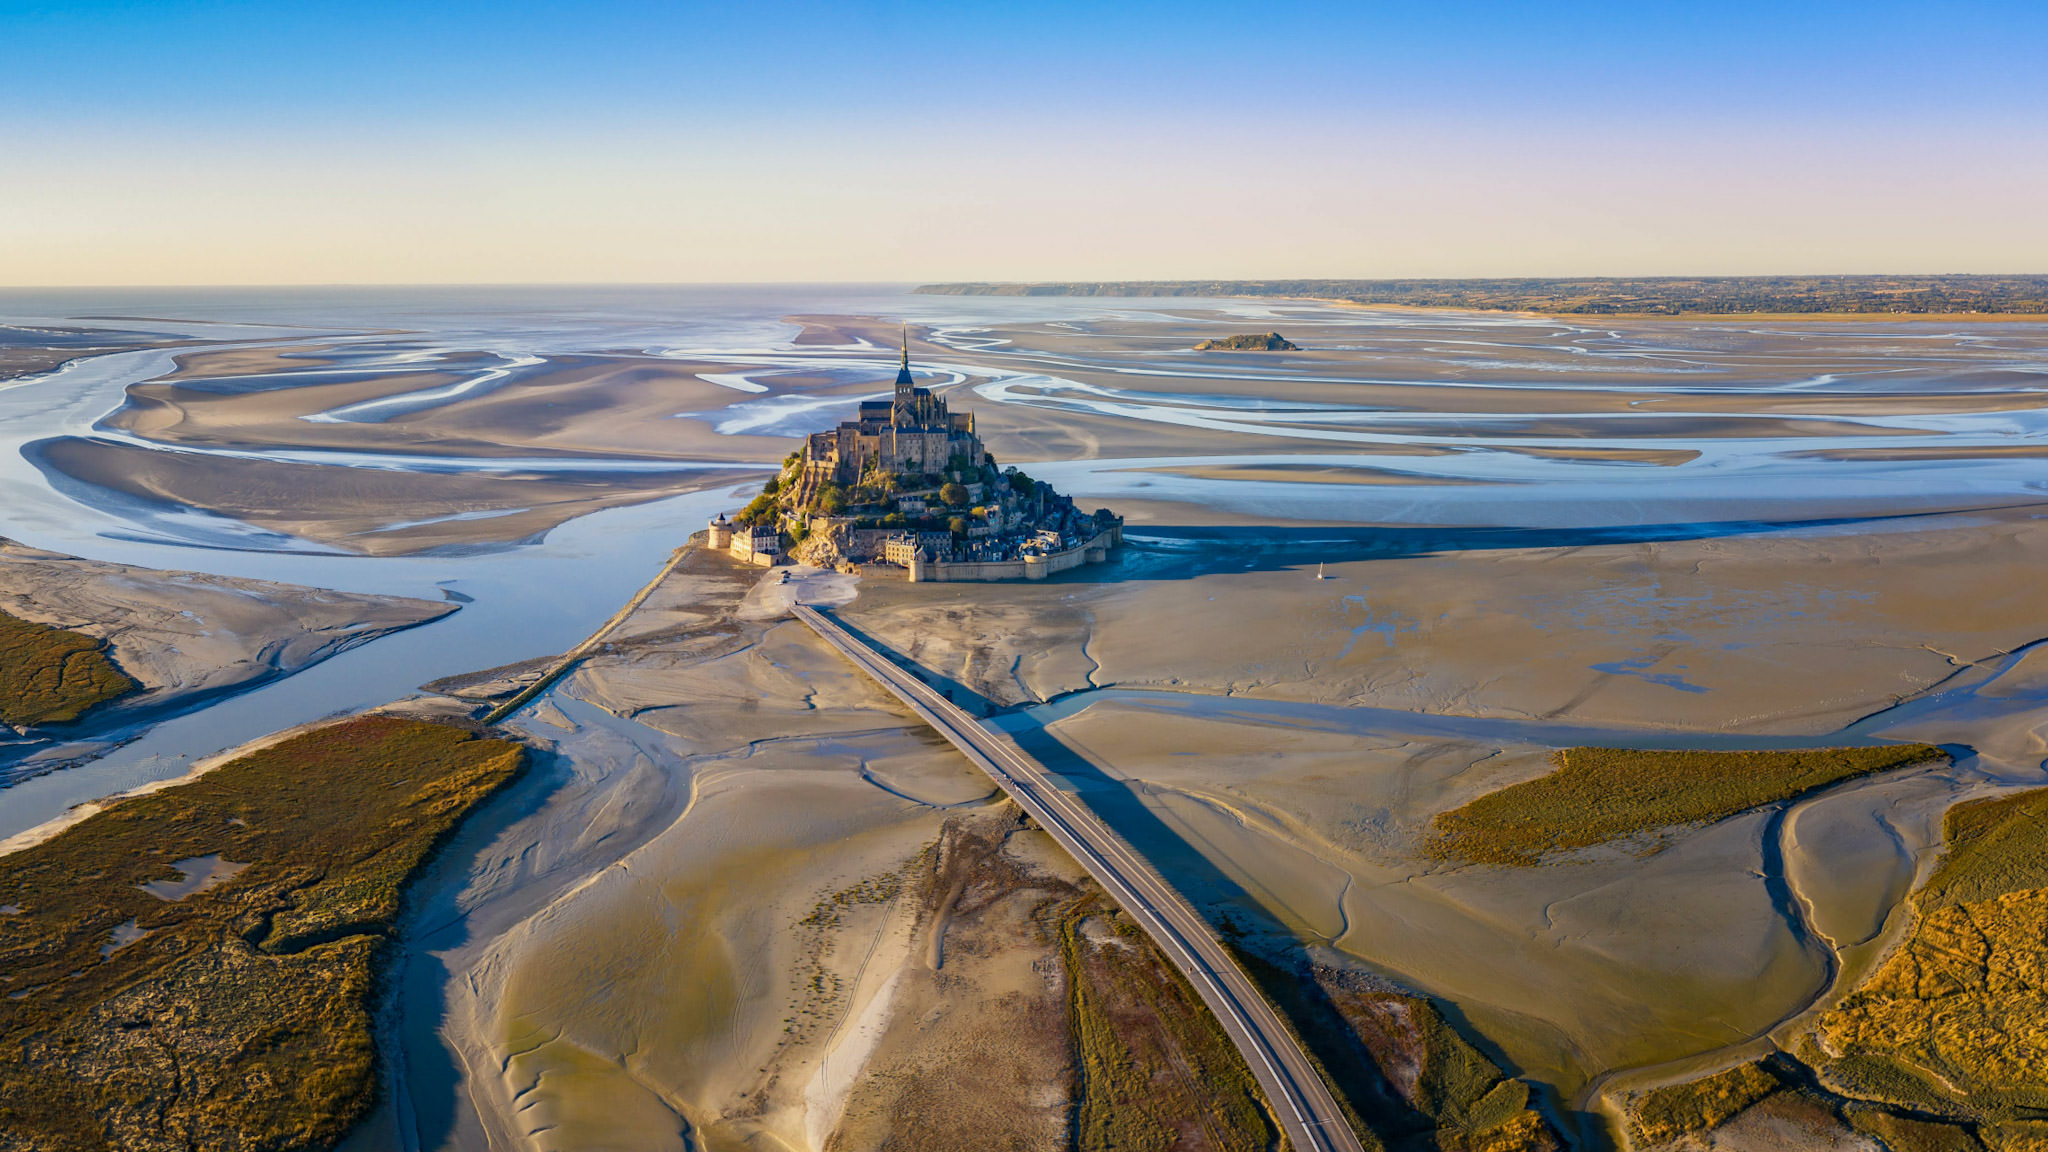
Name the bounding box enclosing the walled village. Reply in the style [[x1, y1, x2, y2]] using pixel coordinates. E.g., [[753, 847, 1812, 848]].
[[708, 342, 1122, 581]]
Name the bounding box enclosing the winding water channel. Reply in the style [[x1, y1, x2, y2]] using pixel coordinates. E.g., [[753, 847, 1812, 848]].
[[6, 287, 2048, 1145]]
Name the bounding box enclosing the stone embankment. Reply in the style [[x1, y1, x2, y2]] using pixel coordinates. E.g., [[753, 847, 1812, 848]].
[[481, 542, 695, 724]]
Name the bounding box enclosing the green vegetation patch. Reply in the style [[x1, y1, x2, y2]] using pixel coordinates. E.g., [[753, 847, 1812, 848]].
[[1816, 786, 2048, 1127], [1912, 786, 2048, 912], [1638, 788, 2048, 1149], [1429, 744, 1946, 867], [0, 715, 525, 1152], [1060, 897, 1279, 1152], [1319, 981, 1553, 1152], [1847, 1109, 1984, 1152], [0, 608, 137, 727], [1619, 1059, 1957, 1151]]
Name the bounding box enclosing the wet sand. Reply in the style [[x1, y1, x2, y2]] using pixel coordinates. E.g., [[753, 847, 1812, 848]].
[[369, 554, 1088, 1151], [12, 300, 2044, 567], [835, 504, 2048, 1116], [1126, 462, 1500, 486], [0, 536, 452, 786], [376, 499, 2048, 1146], [9, 291, 2048, 1149], [0, 324, 199, 382], [34, 436, 760, 556]]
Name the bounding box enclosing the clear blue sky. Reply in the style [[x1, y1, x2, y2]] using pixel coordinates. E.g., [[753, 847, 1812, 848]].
[[4, 1, 2044, 284]]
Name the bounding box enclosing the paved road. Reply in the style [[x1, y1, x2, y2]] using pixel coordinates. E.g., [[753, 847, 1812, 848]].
[[793, 603, 1366, 1152]]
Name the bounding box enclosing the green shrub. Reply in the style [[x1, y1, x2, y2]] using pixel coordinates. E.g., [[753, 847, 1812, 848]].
[[1914, 787, 2048, 912]]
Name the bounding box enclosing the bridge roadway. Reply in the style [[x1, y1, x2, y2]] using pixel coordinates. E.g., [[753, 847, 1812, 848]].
[[792, 604, 1365, 1152]]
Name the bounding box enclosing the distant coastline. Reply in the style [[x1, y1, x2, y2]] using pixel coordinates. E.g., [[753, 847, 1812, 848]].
[[915, 275, 2048, 317]]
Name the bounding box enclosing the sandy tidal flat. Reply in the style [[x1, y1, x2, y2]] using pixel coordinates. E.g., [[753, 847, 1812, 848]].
[[24, 293, 2048, 562], [0, 536, 453, 784], [373, 555, 1100, 1152], [836, 505, 2048, 1125], [8, 289, 2048, 1150]]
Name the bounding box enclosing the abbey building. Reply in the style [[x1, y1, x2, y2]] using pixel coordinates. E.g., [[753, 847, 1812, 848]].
[[715, 332, 1121, 581], [795, 343, 984, 502]]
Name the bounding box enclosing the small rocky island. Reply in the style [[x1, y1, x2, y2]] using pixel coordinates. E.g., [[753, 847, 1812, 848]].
[[709, 342, 1121, 581], [1195, 332, 1299, 351]]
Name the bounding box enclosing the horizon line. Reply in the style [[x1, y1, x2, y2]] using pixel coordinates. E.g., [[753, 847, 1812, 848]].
[[4, 271, 2048, 292]]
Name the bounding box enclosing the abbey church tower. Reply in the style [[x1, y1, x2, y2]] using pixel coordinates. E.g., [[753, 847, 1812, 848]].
[[800, 327, 983, 489]]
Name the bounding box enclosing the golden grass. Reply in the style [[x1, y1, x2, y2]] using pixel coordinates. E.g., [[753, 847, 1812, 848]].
[[1817, 787, 2048, 1128], [1626, 1062, 1782, 1147], [1429, 745, 1946, 866], [1848, 1109, 1985, 1152], [0, 716, 524, 1152], [1061, 896, 1280, 1152], [1632, 788, 2048, 1148], [0, 609, 137, 726]]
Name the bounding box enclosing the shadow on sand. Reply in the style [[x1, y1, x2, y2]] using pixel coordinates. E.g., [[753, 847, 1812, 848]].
[[826, 615, 1600, 1146]]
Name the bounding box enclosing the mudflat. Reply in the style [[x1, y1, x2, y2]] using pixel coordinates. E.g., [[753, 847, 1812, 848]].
[[38, 301, 2048, 558], [8, 290, 2048, 1150], [835, 501, 2048, 1121], [0, 537, 453, 786]]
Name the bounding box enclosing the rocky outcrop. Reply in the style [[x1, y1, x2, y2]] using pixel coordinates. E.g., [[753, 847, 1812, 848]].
[[1195, 332, 1299, 351]]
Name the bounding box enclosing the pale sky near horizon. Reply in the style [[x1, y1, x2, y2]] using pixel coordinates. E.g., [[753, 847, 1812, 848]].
[[3, 0, 2045, 286]]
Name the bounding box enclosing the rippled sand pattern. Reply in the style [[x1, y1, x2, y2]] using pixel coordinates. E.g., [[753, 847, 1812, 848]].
[[5, 290, 2048, 1149]]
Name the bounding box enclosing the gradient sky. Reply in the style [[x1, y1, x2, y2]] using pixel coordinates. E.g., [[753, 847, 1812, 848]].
[[3, 0, 2045, 285]]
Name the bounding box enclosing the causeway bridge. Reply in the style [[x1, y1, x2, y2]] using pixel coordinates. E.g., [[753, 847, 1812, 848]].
[[792, 603, 1366, 1152]]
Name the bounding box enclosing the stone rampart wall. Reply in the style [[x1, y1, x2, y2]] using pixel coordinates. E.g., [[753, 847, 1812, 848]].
[[910, 525, 1121, 583]]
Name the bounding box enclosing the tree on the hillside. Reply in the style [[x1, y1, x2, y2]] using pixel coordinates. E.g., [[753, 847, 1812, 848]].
[[735, 492, 777, 526], [939, 482, 969, 507]]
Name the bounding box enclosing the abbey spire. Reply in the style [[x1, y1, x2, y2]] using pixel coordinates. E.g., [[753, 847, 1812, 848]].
[[894, 325, 914, 391]]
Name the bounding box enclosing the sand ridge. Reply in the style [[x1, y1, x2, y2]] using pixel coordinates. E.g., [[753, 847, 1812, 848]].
[[0, 536, 453, 786], [834, 505, 2048, 1123], [377, 555, 1091, 1150]]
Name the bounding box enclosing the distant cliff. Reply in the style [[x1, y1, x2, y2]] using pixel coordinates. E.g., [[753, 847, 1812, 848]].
[[1194, 333, 1298, 351], [915, 275, 2048, 315]]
